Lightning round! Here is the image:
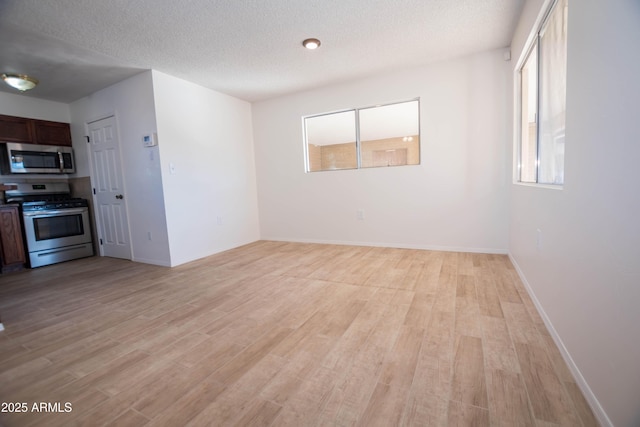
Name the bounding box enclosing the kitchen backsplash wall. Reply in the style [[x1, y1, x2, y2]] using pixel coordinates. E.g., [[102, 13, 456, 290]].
[[68, 176, 98, 256]]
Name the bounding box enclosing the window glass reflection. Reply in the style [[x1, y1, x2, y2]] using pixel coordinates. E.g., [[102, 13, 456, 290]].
[[305, 110, 357, 172], [359, 100, 420, 168], [304, 99, 420, 172]]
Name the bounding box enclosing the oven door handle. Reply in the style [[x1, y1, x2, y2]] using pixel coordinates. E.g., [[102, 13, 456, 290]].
[[23, 208, 88, 217]]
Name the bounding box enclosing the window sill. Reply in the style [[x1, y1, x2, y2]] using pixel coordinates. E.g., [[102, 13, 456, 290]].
[[513, 181, 563, 190]]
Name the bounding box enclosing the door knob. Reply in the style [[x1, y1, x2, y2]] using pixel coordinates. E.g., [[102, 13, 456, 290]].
[[115, 194, 124, 199]]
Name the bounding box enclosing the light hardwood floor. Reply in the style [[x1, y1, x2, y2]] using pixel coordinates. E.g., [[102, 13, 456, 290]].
[[0, 241, 598, 426]]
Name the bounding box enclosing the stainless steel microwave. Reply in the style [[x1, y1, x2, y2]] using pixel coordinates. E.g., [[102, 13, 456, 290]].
[[0, 142, 75, 174]]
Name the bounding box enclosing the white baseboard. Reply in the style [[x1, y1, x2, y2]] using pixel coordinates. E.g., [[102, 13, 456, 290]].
[[131, 257, 172, 267], [260, 236, 508, 255], [508, 254, 613, 427]]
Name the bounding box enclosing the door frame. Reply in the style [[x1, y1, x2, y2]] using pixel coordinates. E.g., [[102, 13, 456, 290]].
[[85, 112, 133, 259]]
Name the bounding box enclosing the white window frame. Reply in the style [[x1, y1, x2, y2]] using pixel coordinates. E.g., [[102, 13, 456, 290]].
[[515, 0, 568, 188], [303, 98, 421, 173]]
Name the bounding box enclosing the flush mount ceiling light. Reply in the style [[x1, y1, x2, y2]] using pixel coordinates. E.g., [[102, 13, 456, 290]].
[[302, 38, 321, 50], [1, 73, 39, 92]]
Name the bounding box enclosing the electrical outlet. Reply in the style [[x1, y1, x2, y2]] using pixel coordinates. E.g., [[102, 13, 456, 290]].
[[217, 216, 223, 225], [356, 209, 364, 220], [147, 231, 153, 241], [536, 229, 542, 250]]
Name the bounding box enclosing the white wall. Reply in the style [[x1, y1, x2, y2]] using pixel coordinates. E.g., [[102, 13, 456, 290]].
[[151, 71, 260, 266], [0, 91, 70, 122], [509, 1, 640, 426], [70, 71, 171, 266], [252, 49, 511, 253]]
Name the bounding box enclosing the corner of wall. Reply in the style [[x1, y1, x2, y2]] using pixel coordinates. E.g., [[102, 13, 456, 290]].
[[507, 253, 613, 427]]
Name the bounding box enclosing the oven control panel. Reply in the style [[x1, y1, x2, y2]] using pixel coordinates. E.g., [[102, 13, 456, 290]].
[[22, 199, 89, 212]]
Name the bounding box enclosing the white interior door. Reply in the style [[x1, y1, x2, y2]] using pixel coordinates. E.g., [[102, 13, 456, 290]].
[[88, 116, 132, 260]]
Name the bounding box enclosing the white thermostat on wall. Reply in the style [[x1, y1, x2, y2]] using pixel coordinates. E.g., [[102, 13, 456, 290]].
[[142, 133, 158, 147]]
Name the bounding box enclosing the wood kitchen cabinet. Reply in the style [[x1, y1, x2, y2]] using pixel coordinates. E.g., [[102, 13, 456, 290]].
[[33, 119, 72, 146], [0, 115, 35, 143], [0, 114, 72, 147], [0, 205, 26, 273]]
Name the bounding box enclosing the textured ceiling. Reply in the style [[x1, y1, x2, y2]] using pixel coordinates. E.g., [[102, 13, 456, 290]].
[[0, 0, 524, 104]]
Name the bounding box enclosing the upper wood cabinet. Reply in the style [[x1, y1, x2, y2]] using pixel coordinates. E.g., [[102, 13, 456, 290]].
[[0, 114, 72, 146], [0, 115, 34, 143], [33, 120, 72, 146]]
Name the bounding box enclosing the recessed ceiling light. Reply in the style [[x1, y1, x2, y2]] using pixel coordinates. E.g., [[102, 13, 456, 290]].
[[302, 38, 321, 50], [1, 73, 39, 92]]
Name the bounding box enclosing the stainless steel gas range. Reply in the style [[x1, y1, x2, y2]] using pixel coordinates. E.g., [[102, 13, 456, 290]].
[[5, 182, 94, 268]]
